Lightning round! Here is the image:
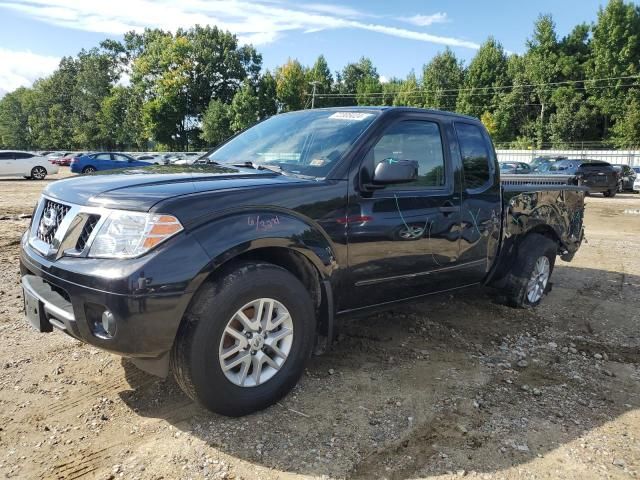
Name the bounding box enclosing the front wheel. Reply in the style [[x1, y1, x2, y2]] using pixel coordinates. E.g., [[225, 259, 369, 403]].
[[171, 261, 316, 416], [603, 189, 616, 198], [503, 233, 557, 308], [30, 166, 47, 180]]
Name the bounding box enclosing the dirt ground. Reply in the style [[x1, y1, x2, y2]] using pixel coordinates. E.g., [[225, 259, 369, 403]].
[[0, 169, 638, 480]]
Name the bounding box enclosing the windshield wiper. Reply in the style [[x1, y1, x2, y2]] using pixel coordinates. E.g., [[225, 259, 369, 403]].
[[231, 161, 282, 175]]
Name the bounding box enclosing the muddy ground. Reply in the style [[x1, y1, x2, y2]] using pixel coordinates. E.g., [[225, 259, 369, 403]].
[[0, 170, 638, 480]]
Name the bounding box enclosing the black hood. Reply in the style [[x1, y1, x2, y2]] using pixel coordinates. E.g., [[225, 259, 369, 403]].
[[44, 164, 308, 211]]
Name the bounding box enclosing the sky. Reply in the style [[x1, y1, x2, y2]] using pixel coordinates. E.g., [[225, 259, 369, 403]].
[[0, 0, 609, 97]]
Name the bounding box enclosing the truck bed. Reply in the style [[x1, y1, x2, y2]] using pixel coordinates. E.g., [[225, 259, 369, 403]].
[[500, 180, 586, 262]]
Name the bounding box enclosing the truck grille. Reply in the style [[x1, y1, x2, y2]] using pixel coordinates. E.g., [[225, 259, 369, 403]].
[[75, 215, 100, 251], [36, 200, 71, 245]]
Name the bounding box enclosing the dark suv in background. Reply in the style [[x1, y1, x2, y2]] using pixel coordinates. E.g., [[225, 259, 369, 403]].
[[611, 164, 636, 192], [549, 159, 618, 197]]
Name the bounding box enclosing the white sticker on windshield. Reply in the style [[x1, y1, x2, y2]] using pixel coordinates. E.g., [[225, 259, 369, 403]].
[[329, 112, 373, 121]]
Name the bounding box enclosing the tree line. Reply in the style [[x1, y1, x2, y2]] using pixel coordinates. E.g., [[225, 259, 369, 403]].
[[1, 0, 639, 152]]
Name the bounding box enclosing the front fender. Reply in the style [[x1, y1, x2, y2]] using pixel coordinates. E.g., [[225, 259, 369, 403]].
[[190, 208, 338, 281]]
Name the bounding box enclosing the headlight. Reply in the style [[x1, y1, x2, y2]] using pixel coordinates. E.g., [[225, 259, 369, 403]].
[[88, 211, 183, 258]]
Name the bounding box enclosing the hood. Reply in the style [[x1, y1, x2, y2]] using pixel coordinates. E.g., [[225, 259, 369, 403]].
[[43, 164, 308, 211]]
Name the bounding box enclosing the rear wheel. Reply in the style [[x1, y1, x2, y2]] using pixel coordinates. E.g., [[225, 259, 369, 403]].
[[30, 166, 47, 180], [82, 166, 96, 174], [503, 233, 557, 308], [171, 261, 316, 416], [603, 189, 616, 198]]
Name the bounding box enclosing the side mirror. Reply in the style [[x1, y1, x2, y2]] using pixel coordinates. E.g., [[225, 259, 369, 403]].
[[372, 158, 418, 185]]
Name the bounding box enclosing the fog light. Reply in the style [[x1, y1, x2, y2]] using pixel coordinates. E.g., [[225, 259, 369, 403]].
[[101, 310, 116, 338]]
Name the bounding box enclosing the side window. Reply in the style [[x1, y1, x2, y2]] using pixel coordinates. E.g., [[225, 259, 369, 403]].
[[94, 153, 111, 160], [113, 154, 130, 162], [15, 152, 34, 159], [455, 123, 492, 190], [0, 152, 14, 160], [368, 120, 445, 188]]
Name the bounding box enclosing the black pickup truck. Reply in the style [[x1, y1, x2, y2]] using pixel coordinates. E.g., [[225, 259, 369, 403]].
[[20, 107, 585, 416]]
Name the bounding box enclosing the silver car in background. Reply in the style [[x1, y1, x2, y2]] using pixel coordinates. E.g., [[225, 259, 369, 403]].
[[0, 150, 59, 179]]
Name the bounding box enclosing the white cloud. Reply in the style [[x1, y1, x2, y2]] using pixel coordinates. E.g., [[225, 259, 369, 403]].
[[0, 48, 60, 97], [399, 12, 448, 27], [0, 1, 477, 49], [303, 3, 366, 18]]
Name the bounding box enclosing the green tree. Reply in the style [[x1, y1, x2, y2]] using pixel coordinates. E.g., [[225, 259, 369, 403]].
[[393, 72, 422, 107], [0, 87, 33, 149], [492, 54, 530, 144], [97, 86, 145, 149], [132, 26, 260, 149], [275, 59, 307, 111], [610, 90, 640, 148], [230, 82, 260, 132], [72, 48, 119, 148], [307, 55, 333, 108], [339, 57, 379, 106], [456, 37, 509, 118], [524, 14, 561, 144], [200, 99, 232, 146], [589, 0, 640, 133], [257, 70, 278, 117], [422, 48, 464, 111], [548, 87, 598, 147]]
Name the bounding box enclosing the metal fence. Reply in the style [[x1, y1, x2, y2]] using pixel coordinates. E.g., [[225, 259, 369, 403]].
[[496, 149, 640, 166]]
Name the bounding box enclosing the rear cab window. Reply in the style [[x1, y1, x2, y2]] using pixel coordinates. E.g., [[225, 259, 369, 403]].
[[455, 122, 493, 190]]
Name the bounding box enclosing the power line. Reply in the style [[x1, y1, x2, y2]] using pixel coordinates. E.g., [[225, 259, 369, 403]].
[[304, 75, 640, 98]]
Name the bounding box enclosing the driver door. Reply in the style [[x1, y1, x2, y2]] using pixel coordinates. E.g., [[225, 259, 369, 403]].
[[345, 116, 463, 310]]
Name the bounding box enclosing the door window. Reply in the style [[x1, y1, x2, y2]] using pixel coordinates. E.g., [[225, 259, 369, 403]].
[[94, 153, 111, 160], [366, 120, 445, 189], [112, 154, 131, 162], [14, 152, 34, 159], [455, 123, 492, 190], [0, 152, 15, 160]]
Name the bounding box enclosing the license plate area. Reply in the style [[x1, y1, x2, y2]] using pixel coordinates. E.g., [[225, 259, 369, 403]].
[[23, 287, 53, 332]]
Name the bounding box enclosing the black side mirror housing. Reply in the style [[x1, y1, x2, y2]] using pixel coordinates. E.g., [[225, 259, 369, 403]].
[[372, 159, 418, 185]]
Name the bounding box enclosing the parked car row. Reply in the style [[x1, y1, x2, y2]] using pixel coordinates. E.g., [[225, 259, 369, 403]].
[[499, 156, 638, 197]]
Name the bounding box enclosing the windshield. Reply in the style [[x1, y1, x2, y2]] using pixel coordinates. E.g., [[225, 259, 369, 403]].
[[549, 162, 580, 173], [205, 110, 378, 177]]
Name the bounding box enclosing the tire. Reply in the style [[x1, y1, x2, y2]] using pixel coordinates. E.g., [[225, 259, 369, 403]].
[[82, 166, 96, 174], [171, 261, 316, 416], [30, 166, 47, 180], [603, 189, 616, 198], [503, 233, 557, 308]]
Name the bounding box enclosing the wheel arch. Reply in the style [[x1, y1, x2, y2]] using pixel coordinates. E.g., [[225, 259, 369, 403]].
[[180, 206, 340, 338], [486, 227, 561, 289]]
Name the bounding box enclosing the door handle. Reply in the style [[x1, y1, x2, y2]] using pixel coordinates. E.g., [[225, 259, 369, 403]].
[[438, 206, 460, 213]]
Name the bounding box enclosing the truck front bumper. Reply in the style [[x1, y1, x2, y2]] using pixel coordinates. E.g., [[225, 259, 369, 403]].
[[19, 231, 209, 377]]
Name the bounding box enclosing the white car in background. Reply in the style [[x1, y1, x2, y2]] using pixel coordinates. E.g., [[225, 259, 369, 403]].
[[0, 150, 59, 180]]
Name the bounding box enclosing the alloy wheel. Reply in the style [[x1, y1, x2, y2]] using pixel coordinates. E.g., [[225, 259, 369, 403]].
[[31, 167, 46, 180], [218, 298, 294, 387], [526, 256, 550, 304]]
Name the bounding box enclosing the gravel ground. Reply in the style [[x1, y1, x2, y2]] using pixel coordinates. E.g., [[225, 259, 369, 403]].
[[0, 169, 638, 480]]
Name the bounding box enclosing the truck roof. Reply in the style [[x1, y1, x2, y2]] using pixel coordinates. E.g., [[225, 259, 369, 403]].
[[299, 106, 481, 122]]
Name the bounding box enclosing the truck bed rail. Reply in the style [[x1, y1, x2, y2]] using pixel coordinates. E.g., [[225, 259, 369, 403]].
[[500, 174, 579, 187]]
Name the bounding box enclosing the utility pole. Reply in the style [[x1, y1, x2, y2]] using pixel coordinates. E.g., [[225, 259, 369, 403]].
[[309, 81, 320, 109]]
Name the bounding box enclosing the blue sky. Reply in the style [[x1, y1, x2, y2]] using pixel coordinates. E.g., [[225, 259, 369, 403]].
[[0, 0, 608, 95]]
